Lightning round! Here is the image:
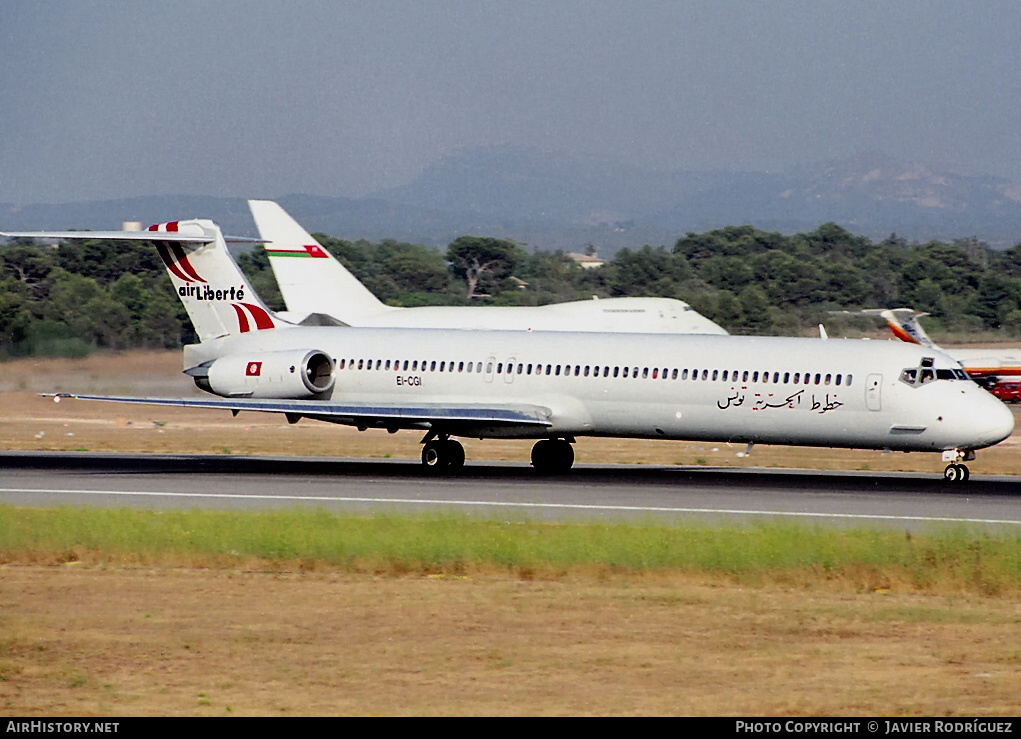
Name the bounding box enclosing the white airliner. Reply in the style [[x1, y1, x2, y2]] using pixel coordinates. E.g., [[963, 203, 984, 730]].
[[838, 309, 1021, 389], [248, 199, 729, 334], [2, 220, 1013, 482]]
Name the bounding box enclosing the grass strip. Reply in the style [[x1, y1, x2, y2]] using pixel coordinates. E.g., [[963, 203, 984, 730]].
[[2, 505, 1020, 595]]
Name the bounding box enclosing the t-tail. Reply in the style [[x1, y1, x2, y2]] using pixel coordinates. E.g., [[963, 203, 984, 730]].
[[1, 218, 287, 343], [146, 219, 286, 341]]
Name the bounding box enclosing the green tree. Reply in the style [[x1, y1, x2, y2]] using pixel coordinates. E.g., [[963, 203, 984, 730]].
[[446, 237, 526, 301]]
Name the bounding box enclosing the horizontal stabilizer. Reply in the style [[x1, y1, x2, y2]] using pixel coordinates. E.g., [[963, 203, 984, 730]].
[[1, 229, 263, 244]]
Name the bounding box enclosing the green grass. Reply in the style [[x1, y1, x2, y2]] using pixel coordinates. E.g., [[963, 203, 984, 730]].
[[2, 505, 1020, 594]]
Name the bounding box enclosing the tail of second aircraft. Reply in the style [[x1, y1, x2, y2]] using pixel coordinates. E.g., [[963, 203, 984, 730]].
[[248, 199, 394, 324], [879, 309, 938, 347], [2, 219, 288, 343], [831, 308, 939, 348]]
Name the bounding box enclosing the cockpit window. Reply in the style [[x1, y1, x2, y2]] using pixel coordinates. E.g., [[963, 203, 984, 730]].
[[900, 361, 969, 387]]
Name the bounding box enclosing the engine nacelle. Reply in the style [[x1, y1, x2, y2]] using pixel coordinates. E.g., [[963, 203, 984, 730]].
[[195, 349, 336, 399]]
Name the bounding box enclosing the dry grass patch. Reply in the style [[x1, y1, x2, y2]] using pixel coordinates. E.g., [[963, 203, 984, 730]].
[[0, 566, 1018, 716]]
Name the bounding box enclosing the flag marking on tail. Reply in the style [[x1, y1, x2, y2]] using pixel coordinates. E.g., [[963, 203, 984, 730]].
[[265, 244, 330, 259]]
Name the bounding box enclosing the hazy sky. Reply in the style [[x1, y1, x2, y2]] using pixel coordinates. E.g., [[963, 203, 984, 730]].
[[2, 1, 1019, 205]]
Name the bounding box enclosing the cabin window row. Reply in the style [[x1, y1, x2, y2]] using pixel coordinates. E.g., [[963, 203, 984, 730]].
[[335, 357, 852, 387]]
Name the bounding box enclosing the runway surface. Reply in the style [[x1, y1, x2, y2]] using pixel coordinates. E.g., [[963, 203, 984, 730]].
[[1, 451, 1019, 532]]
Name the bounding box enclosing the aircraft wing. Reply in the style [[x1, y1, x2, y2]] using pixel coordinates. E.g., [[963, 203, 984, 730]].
[[46, 393, 553, 432]]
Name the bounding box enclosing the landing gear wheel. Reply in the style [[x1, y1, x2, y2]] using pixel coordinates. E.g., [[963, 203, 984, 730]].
[[421, 439, 465, 471], [443, 439, 465, 470], [530, 439, 575, 473], [943, 463, 970, 483]]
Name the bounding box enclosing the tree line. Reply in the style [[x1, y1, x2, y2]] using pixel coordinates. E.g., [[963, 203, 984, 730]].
[[3, 222, 1021, 358]]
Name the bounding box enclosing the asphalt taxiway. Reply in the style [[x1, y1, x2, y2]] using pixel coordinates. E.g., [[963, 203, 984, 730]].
[[0, 451, 1019, 531]]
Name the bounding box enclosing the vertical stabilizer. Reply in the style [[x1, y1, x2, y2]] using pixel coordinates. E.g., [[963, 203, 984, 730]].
[[147, 219, 285, 342], [879, 309, 938, 348], [249, 200, 392, 323]]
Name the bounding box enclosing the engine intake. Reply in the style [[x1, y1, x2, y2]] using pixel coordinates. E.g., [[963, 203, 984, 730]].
[[192, 349, 335, 399]]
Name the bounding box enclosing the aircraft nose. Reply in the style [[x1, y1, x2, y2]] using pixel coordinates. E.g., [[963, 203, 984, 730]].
[[973, 394, 1015, 448]]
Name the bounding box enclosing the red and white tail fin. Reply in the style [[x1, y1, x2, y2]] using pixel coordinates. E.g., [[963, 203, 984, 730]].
[[146, 219, 286, 341], [248, 200, 395, 324], [2, 219, 287, 343]]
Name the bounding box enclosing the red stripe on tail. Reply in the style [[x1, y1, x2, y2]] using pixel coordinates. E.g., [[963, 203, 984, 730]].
[[239, 303, 275, 330], [168, 243, 206, 284], [155, 242, 197, 284], [232, 304, 251, 333]]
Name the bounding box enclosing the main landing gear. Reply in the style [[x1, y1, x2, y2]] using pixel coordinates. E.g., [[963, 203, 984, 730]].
[[529, 438, 575, 473], [421, 435, 465, 470], [419, 432, 577, 473], [942, 449, 975, 484]]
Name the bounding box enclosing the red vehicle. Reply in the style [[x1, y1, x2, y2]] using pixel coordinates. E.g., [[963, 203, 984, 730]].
[[988, 380, 1021, 403]]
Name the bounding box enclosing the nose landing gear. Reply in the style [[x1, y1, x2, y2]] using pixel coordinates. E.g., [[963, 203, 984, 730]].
[[942, 449, 975, 483], [943, 463, 970, 483]]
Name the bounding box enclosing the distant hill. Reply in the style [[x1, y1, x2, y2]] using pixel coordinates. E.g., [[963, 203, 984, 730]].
[[4, 148, 1020, 251]]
